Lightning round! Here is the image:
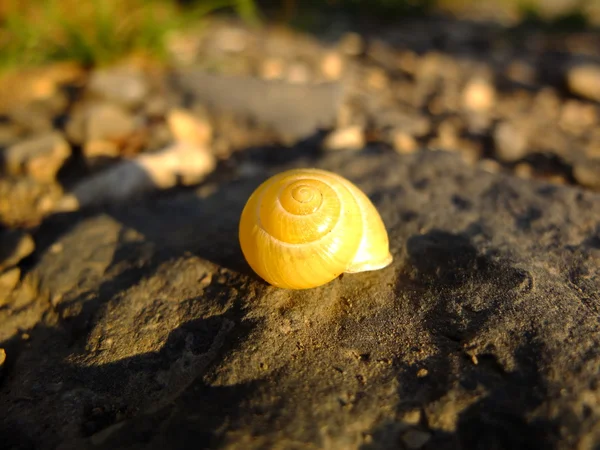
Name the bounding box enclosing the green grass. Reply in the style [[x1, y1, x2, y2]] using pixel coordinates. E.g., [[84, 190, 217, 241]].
[[0, 0, 593, 73], [0, 0, 259, 70]]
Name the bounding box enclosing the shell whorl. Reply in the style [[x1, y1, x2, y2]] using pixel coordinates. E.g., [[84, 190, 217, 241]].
[[239, 168, 392, 289], [258, 175, 340, 244]]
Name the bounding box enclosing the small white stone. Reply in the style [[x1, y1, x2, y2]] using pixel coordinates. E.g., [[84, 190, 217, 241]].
[[323, 126, 365, 151], [167, 108, 212, 147], [321, 51, 344, 80], [462, 78, 496, 112]]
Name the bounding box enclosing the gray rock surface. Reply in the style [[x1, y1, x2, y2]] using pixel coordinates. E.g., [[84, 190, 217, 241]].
[[1, 149, 600, 450], [176, 70, 344, 143]]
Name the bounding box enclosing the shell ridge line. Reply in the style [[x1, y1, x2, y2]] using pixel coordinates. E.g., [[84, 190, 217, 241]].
[[253, 172, 350, 248]]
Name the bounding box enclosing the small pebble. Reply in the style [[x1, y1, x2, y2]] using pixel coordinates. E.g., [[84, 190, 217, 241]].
[[392, 130, 418, 154], [462, 78, 496, 112], [50, 243, 63, 254], [5, 132, 71, 183], [401, 410, 422, 426], [321, 51, 344, 80], [86, 103, 136, 142], [167, 108, 212, 147], [567, 64, 600, 102], [323, 126, 365, 151], [260, 58, 285, 80], [0, 348, 6, 367], [417, 368, 428, 378], [365, 67, 389, 90], [559, 100, 597, 135], [515, 162, 534, 179], [83, 140, 120, 159], [286, 63, 311, 84], [573, 158, 600, 190], [494, 121, 529, 162], [478, 159, 502, 174]]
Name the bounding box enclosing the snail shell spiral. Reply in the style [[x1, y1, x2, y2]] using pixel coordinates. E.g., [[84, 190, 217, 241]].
[[239, 168, 393, 289]]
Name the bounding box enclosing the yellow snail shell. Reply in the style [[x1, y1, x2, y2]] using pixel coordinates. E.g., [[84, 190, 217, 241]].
[[238, 168, 393, 289]]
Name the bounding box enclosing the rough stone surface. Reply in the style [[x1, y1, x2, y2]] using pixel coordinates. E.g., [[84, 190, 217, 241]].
[[1, 149, 600, 450], [0, 267, 21, 297]]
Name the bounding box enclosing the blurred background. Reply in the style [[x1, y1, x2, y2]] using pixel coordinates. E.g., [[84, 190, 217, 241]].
[[1, 0, 599, 68], [0, 0, 599, 228]]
